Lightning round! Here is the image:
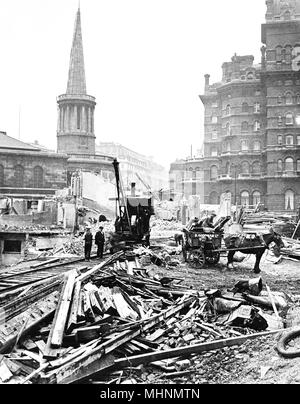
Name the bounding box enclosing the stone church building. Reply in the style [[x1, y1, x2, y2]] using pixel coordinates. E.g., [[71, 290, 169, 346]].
[[170, 0, 300, 213], [0, 7, 114, 200]]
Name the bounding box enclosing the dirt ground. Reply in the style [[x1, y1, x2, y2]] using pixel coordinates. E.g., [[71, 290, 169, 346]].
[[151, 250, 300, 384]]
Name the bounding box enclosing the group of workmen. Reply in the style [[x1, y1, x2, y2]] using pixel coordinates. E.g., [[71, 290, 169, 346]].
[[83, 226, 105, 261]]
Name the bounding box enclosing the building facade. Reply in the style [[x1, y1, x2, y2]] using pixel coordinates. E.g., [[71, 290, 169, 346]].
[[97, 142, 169, 193], [0, 131, 68, 199], [170, 0, 300, 213]]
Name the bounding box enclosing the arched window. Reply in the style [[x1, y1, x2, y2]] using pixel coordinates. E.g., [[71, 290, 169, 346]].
[[278, 95, 283, 104], [15, 165, 24, 188], [211, 147, 218, 157], [254, 141, 261, 151], [212, 130, 218, 140], [278, 135, 283, 145], [0, 165, 4, 187], [285, 46, 292, 63], [297, 135, 300, 145], [241, 161, 250, 174], [226, 105, 231, 115], [225, 162, 231, 175], [297, 160, 300, 172], [278, 115, 283, 126], [286, 113, 293, 125], [286, 92, 293, 105], [33, 166, 43, 188], [252, 161, 261, 175], [278, 159, 283, 172], [241, 191, 250, 207], [254, 102, 260, 113], [241, 140, 249, 151], [253, 191, 261, 205], [242, 103, 249, 113], [226, 122, 231, 136], [210, 166, 218, 181], [276, 46, 282, 62], [241, 121, 248, 132], [254, 121, 261, 132], [195, 167, 201, 179], [286, 135, 294, 146], [285, 190, 295, 210], [77, 106, 81, 130], [247, 72, 254, 80], [209, 192, 219, 205], [285, 157, 294, 172], [297, 94, 300, 104]]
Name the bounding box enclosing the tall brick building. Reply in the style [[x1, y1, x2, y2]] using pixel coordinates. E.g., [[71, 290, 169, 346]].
[[170, 0, 300, 213]]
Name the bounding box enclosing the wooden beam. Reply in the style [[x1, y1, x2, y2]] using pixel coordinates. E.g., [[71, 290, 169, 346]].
[[50, 270, 77, 348], [114, 330, 282, 368], [66, 281, 82, 334]]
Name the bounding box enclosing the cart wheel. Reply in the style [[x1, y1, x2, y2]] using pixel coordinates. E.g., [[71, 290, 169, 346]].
[[205, 251, 220, 265], [187, 250, 206, 268]]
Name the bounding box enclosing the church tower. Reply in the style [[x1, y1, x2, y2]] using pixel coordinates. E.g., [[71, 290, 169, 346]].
[[57, 7, 96, 155]]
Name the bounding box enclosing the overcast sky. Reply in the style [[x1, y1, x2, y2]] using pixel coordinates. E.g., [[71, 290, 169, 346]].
[[0, 0, 266, 168]]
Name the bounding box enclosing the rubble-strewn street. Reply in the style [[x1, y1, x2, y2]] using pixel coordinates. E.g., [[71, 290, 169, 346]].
[[1, 218, 300, 385]]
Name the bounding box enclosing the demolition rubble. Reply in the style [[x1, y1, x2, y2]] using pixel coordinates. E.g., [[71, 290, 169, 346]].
[[0, 220, 300, 384]]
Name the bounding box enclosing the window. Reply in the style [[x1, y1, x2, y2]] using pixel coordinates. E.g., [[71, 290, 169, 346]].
[[285, 157, 294, 172], [226, 162, 231, 175], [255, 89, 261, 96], [278, 135, 283, 145], [254, 141, 261, 151], [286, 92, 293, 105], [297, 160, 300, 172], [286, 113, 293, 125], [226, 105, 231, 115], [0, 165, 4, 187], [296, 115, 300, 126], [297, 94, 300, 104], [241, 140, 249, 151], [241, 161, 250, 174], [276, 46, 282, 62], [211, 147, 218, 157], [15, 165, 24, 188], [3, 240, 22, 253], [253, 191, 261, 205], [226, 122, 231, 136], [254, 121, 261, 132], [225, 141, 231, 152], [77, 106, 81, 130], [278, 96, 283, 104], [212, 130, 218, 140], [285, 190, 295, 210], [241, 191, 250, 207], [254, 102, 260, 113], [210, 166, 218, 181], [297, 135, 300, 145], [278, 159, 283, 172], [252, 161, 261, 175], [286, 135, 294, 146], [242, 103, 249, 113], [33, 166, 43, 188], [286, 46, 292, 63], [212, 116, 218, 124], [247, 72, 254, 80], [241, 121, 249, 132]]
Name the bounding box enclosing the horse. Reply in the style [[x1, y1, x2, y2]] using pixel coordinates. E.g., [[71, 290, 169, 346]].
[[225, 230, 284, 274], [174, 232, 184, 246]]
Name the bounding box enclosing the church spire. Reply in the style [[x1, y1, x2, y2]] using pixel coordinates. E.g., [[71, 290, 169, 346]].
[[67, 7, 87, 95]]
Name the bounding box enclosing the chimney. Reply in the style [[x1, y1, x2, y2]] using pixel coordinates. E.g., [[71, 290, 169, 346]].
[[204, 74, 210, 90], [131, 182, 136, 197]]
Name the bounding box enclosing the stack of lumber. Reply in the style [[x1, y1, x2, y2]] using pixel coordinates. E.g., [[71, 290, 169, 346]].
[[281, 237, 300, 260], [0, 247, 290, 385]]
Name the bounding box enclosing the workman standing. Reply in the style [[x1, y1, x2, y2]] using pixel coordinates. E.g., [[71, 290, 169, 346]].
[[84, 227, 93, 261], [95, 226, 105, 259]]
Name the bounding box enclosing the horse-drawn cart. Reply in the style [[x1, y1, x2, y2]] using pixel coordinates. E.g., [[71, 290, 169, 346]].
[[182, 217, 231, 268]]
